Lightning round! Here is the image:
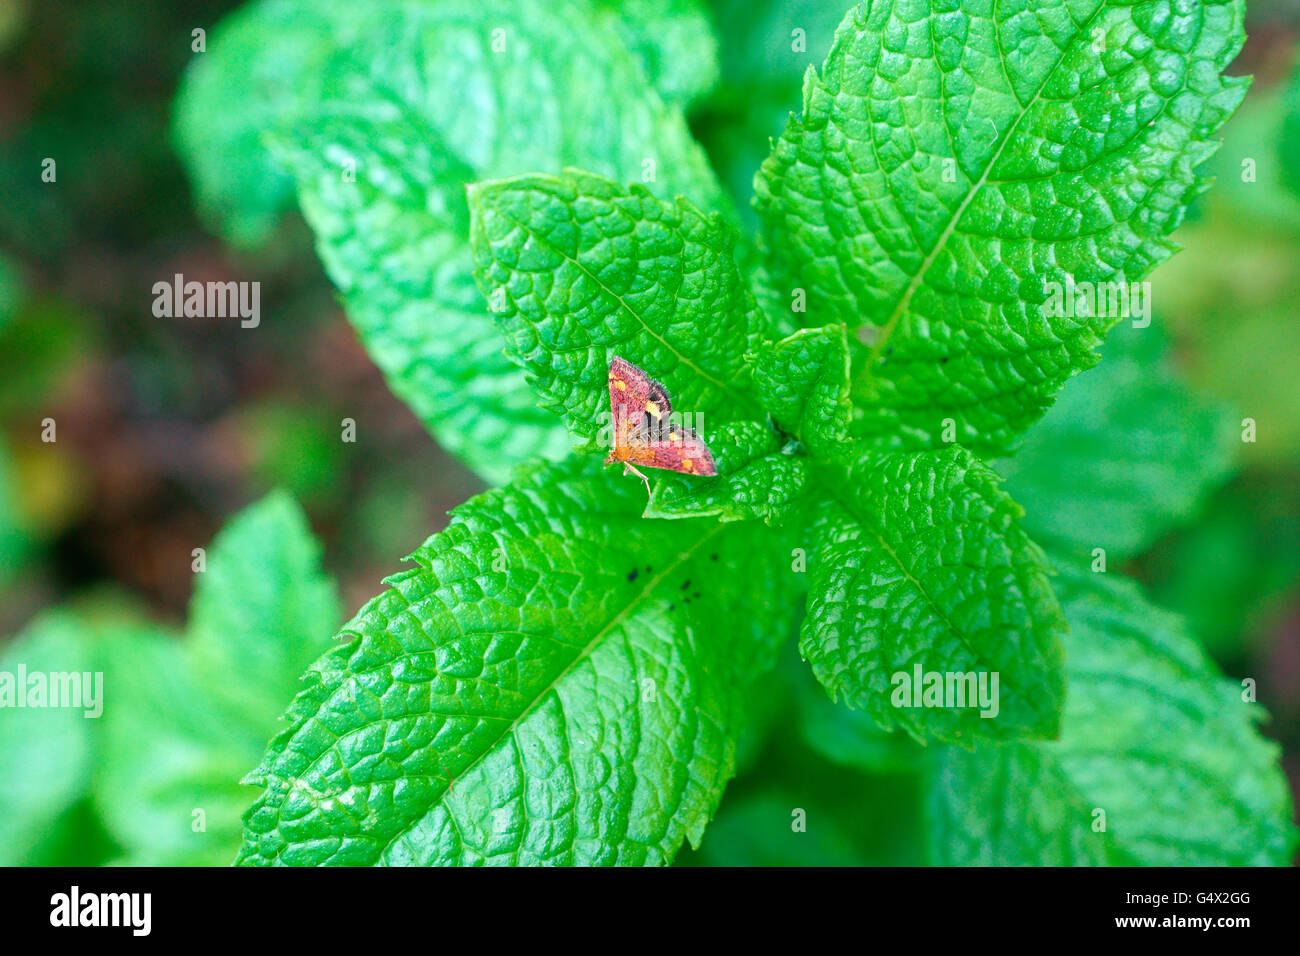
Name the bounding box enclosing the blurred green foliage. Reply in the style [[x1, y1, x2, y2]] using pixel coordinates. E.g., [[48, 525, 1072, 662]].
[[0, 493, 338, 866]]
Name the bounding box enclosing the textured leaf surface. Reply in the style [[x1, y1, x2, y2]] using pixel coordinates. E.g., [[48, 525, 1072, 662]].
[[755, 0, 1248, 454], [269, 118, 568, 483], [1003, 321, 1235, 561], [928, 560, 1298, 865], [646, 420, 808, 522], [177, 0, 726, 480], [470, 170, 767, 444], [240, 461, 789, 866], [801, 445, 1066, 743], [750, 324, 852, 459], [175, 0, 725, 247], [305, 0, 723, 204]]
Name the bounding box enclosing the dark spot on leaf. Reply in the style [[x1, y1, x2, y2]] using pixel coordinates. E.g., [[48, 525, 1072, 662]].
[[627, 569, 638, 582], [710, 553, 719, 561], [693, 592, 700, 599], [940, 356, 949, 364], [681, 579, 690, 590], [668, 604, 675, 611]]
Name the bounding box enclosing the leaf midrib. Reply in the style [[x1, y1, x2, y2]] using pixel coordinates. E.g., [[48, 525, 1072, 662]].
[[372, 521, 726, 864], [813, 467, 1055, 728], [851, 1, 1111, 388], [485, 197, 752, 409]]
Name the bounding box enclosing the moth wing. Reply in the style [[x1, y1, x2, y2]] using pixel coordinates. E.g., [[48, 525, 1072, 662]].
[[623, 424, 717, 476], [605, 356, 676, 426], [643, 379, 673, 421], [608, 355, 652, 435]]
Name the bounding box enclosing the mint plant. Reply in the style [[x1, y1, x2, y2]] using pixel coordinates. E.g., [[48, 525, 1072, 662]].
[[171, 0, 1295, 865], [0, 493, 339, 866]]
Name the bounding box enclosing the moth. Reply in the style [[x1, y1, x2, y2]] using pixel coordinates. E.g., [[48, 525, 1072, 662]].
[[604, 355, 717, 495]]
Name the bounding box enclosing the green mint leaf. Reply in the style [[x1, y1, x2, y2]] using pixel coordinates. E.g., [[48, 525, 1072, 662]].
[[1002, 321, 1236, 562], [176, 0, 726, 248], [171, 0, 341, 247], [0, 604, 266, 867], [94, 492, 340, 866], [749, 324, 852, 459], [267, 118, 569, 483], [94, 617, 258, 866], [685, 659, 928, 867], [239, 460, 784, 866], [699, 0, 848, 226], [755, 0, 1248, 454], [177, 0, 730, 478], [469, 169, 766, 443], [801, 445, 1066, 744], [722, 521, 808, 680], [928, 558, 1298, 865], [186, 489, 340, 738], [0, 604, 244, 866], [645, 420, 809, 522], [597, 0, 720, 107], [787, 651, 923, 775], [0, 612, 95, 865]]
